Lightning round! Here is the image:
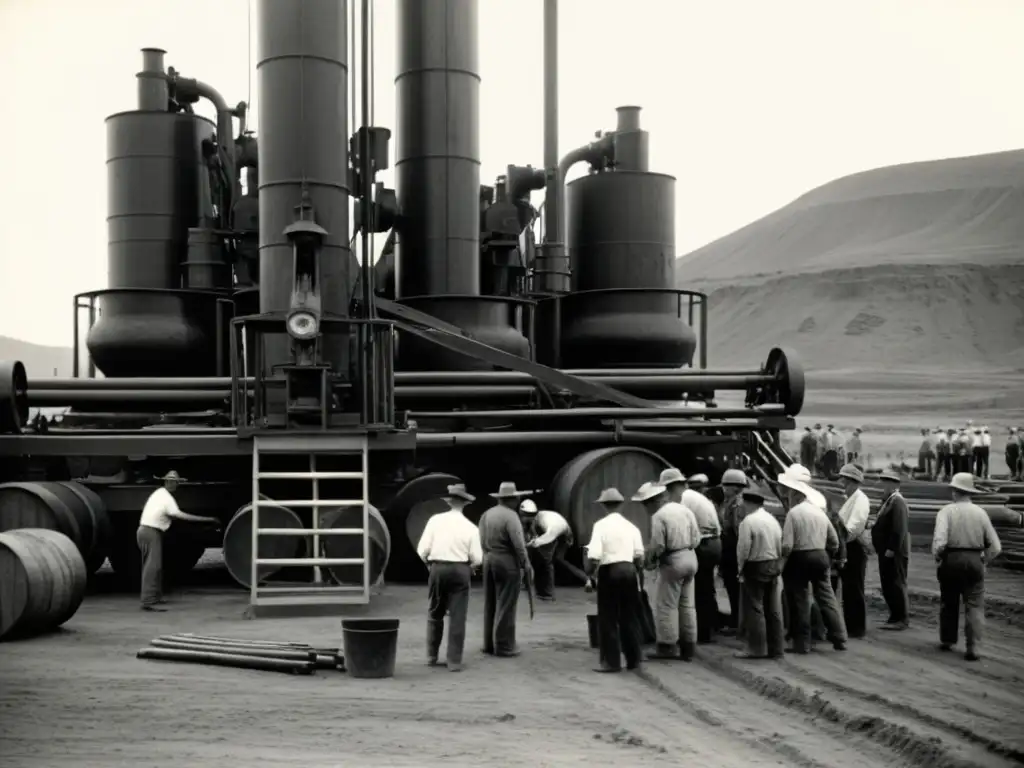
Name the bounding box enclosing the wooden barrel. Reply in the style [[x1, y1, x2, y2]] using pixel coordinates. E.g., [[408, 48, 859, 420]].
[[222, 500, 306, 588], [0, 528, 88, 640], [320, 504, 391, 587], [46, 481, 111, 574], [384, 472, 461, 581], [552, 447, 670, 547]]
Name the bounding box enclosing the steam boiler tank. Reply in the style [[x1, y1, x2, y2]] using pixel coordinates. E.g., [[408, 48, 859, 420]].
[[86, 111, 220, 377], [561, 169, 696, 368]]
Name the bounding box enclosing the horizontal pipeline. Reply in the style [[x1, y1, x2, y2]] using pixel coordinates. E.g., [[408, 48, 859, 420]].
[[29, 369, 770, 391], [27, 386, 537, 407], [406, 406, 784, 420], [415, 426, 764, 446]]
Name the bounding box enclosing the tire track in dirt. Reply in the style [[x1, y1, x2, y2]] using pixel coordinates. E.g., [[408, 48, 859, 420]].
[[532, 636, 899, 768], [694, 647, 1023, 768]]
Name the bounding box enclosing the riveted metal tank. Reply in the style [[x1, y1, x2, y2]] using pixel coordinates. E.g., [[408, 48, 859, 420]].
[[86, 71, 221, 378], [256, 0, 355, 373], [560, 106, 696, 369]]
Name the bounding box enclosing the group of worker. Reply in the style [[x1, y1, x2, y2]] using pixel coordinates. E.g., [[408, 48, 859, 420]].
[[799, 424, 861, 478], [922, 424, 1024, 481], [414, 461, 1002, 672]]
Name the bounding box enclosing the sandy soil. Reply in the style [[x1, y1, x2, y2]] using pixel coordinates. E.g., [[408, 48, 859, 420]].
[[2, 552, 1023, 768]]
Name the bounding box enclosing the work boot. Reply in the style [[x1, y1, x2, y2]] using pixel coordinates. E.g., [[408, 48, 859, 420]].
[[647, 643, 678, 660], [141, 605, 167, 612], [678, 641, 696, 662], [879, 621, 908, 632], [964, 650, 980, 662]]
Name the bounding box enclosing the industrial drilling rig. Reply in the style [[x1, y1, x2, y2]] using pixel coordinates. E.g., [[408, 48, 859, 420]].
[[0, 0, 803, 616]]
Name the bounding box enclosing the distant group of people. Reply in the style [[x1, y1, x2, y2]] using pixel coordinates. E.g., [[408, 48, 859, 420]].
[[918, 422, 1024, 480], [413, 460, 1003, 673], [799, 423, 861, 478]]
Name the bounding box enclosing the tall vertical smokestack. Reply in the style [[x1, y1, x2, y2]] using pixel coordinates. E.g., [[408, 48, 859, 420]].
[[394, 0, 481, 298], [256, 0, 354, 368]]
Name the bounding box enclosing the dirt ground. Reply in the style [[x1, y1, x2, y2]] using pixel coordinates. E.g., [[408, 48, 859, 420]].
[[1, 552, 1023, 768]]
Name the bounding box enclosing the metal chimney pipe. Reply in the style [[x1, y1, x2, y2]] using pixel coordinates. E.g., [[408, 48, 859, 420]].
[[256, 0, 355, 370], [394, 0, 481, 298], [542, 0, 559, 244], [137, 48, 168, 111]]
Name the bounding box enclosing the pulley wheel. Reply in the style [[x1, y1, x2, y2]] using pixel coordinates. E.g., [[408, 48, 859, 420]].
[[746, 347, 804, 416], [0, 361, 28, 435]]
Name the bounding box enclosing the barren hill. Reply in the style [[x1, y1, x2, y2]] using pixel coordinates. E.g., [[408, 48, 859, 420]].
[[0, 336, 73, 378], [676, 150, 1024, 370]]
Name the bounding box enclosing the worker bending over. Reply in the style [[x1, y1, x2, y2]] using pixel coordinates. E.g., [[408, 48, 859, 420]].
[[417, 484, 483, 672], [835, 464, 871, 638], [638, 480, 701, 661], [137, 470, 218, 612], [585, 488, 646, 673], [478, 482, 533, 657], [872, 470, 910, 631], [932, 473, 1001, 661], [778, 464, 847, 653], [734, 487, 784, 660], [520, 499, 573, 601]]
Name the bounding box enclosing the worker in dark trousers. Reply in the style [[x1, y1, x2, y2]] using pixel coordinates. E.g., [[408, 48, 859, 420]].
[[520, 499, 573, 601], [979, 427, 991, 479], [734, 487, 785, 660], [778, 464, 847, 654], [584, 488, 646, 673], [918, 428, 935, 478], [935, 429, 951, 481], [811, 496, 847, 644], [416, 484, 484, 671], [800, 426, 817, 469], [137, 470, 218, 612], [478, 481, 533, 657], [955, 429, 972, 473], [835, 464, 871, 637], [932, 472, 1002, 661], [871, 470, 910, 630], [821, 425, 841, 477], [716, 471, 749, 635], [660, 467, 725, 644], [1007, 428, 1021, 481]]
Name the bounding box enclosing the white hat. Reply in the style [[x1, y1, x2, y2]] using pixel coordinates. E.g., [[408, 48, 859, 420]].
[[595, 488, 624, 505], [519, 499, 538, 515], [490, 481, 532, 499], [156, 470, 184, 482], [443, 483, 475, 503], [949, 472, 983, 494], [776, 464, 826, 510], [631, 482, 667, 503], [658, 467, 687, 486], [688, 473, 709, 486]]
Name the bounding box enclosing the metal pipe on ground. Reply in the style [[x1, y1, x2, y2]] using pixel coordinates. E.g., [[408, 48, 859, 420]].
[[151, 639, 340, 669], [137, 646, 316, 674], [164, 633, 338, 654]]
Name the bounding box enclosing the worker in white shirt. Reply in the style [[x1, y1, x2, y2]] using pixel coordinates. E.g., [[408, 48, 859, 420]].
[[584, 488, 646, 673], [661, 467, 725, 644], [734, 487, 784, 660], [977, 427, 991, 479], [821, 425, 841, 477], [637, 480, 701, 661], [520, 499, 573, 601], [778, 464, 847, 653], [845, 428, 863, 467], [137, 470, 218, 612], [932, 473, 1002, 661], [835, 464, 871, 638], [417, 484, 484, 671], [917, 428, 936, 478]]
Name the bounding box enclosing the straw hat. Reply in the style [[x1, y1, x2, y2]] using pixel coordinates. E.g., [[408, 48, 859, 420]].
[[838, 464, 863, 483], [658, 468, 687, 487], [878, 470, 901, 483], [156, 470, 184, 482], [949, 472, 982, 494], [631, 482, 667, 503], [595, 488, 624, 505], [776, 464, 827, 509], [688, 473, 709, 486], [519, 499, 538, 515], [443, 483, 475, 503], [490, 481, 532, 499], [721, 469, 748, 487]]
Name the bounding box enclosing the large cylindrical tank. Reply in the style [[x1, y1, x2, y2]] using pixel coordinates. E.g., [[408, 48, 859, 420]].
[[256, 0, 355, 372], [559, 106, 696, 369], [87, 111, 221, 377], [394, 0, 481, 298]]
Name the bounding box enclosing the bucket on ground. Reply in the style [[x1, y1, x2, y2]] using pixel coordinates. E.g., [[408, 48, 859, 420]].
[[341, 618, 400, 679], [586, 614, 599, 648]]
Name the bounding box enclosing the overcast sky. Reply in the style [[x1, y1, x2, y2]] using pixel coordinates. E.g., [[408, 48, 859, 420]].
[[2, 0, 1023, 347]]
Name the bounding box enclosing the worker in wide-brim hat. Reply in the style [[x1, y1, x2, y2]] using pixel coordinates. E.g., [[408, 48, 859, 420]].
[[776, 464, 847, 654], [834, 463, 870, 638], [639, 477, 702, 661], [932, 472, 1002, 661], [734, 485, 785, 660], [137, 470, 219, 612], [872, 469, 910, 631], [585, 487, 646, 673], [714, 468, 749, 638], [520, 498, 573, 602], [477, 482, 533, 657], [417, 484, 483, 671]]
